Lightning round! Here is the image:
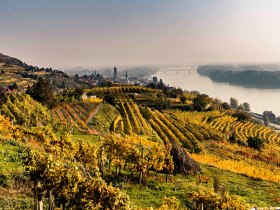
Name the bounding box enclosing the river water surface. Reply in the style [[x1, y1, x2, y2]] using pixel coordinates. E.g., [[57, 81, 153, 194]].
[[154, 66, 280, 116]]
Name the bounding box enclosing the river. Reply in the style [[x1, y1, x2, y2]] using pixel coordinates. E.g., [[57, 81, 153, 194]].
[[154, 66, 280, 116]]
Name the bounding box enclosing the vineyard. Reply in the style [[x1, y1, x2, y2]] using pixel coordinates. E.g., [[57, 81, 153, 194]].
[[113, 101, 225, 154], [0, 63, 36, 89], [49, 99, 280, 177], [0, 93, 52, 126], [2, 88, 280, 208], [87, 86, 160, 95], [113, 99, 152, 135], [166, 110, 280, 144], [204, 114, 280, 143], [3, 51, 280, 209], [51, 101, 101, 133]]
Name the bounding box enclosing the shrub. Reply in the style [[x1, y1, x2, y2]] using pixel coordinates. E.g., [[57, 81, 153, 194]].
[[232, 111, 251, 121], [247, 137, 264, 150], [188, 189, 249, 210]]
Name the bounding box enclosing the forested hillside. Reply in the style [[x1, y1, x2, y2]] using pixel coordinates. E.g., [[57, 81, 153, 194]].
[[198, 65, 280, 88]]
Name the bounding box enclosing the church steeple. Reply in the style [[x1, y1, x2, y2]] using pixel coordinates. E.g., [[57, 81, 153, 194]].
[[113, 66, 118, 81], [125, 70, 129, 84]]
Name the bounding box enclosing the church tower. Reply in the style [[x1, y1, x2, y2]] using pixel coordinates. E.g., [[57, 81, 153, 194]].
[[125, 70, 129, 84], [113, 66, 117, 81]]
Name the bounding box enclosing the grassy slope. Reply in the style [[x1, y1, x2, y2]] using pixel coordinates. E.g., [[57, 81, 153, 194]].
[[0, 140, 33, 209], [124, 165, 280, 208], [125, 164, 280, 208], [89, 103, 120, 133]]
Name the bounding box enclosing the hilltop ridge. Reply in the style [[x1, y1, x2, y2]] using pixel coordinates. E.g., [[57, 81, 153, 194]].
[[0, 53, 26, 67]]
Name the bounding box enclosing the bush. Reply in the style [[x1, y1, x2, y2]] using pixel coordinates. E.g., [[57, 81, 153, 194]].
[[229, 134, 237, 143], [232, 111, 251, 121], [247, 137, 264, 150], [0, 173, 8, 187], [158, 196, 180, 210], [188, 189, 249, 210], [222, 102, 230, 110], [193, 94, 212, 111]]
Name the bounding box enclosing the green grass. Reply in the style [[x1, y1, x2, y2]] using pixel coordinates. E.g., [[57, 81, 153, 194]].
[[203, 165, 280, 206], [121, 164, 280, 208], [0, 197, 33, 210], [0, 140, 23, 177], [0, 139, 33, 210], [89, 103, 120, 133]]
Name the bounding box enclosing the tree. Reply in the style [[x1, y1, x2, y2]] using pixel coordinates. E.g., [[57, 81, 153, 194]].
[[103, 95, 117, 106], [151, 97, 171, 110], [247, 137, 264, 150], [8, 82, 18, 90], [243, 102, 250, 112], [237, 104, 244, 111], [230, 97, 238, 109], [263, 115, 269, 126], [193, 94, 212, 111], [26, 78, 54, 107], [232, 111, 251, 121], [169, 88, 183, 98], [180, 96, 187, 104], [221, 102, 230, 110], [276, 116, 280, 123], [73, 87, 84, 100]]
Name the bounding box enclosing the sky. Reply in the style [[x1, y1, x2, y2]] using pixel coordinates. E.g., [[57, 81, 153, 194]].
[[1, 0, 280, 68]]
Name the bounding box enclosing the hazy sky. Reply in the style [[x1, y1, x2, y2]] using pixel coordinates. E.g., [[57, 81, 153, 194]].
[[1, 0, 280, 68]]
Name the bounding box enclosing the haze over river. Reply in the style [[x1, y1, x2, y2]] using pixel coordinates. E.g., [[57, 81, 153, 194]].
[[155, 66, 280, 116]]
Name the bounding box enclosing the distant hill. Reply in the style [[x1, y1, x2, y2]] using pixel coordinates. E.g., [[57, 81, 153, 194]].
[[198, 65, 280, 89], [0, 53, 26, 67], [0, 52, 93, 90]]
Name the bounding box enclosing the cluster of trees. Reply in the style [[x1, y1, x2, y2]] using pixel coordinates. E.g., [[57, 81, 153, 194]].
[[26, 78, 55, 108], [19, 131, 177, 209], [21, 133, 131, 210], [25, 78, 89, 107], [193, 94, 212, 111], [100, 136, 174, 183], [230, 97, 250, 112], [198, 67, 280, 89], [146, 80, 183, 99]]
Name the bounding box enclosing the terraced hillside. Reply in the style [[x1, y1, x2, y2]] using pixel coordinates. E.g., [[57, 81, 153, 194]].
[[2, 90, 280, 208], [203, 114, 280, 143], [112, 100, 223, 153], [0, 63, 37, 89], [114, 99, 152, 135]]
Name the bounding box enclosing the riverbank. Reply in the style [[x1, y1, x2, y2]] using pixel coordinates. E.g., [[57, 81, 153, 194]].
[[197, 65, 280, 89], [155, 68, 280, 116], [250, 112, 280, 131]]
